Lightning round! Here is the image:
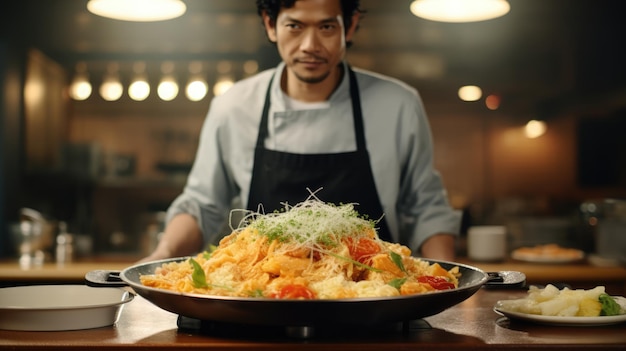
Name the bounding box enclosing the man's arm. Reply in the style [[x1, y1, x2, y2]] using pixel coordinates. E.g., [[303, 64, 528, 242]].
[[420, 233, 457, 262], [137, 213, 204, 263]]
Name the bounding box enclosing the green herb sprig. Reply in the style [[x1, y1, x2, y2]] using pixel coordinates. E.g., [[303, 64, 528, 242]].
[[189, 258, 208, 288], [188, 257, 233, 291], [388, 251, 408, 289]]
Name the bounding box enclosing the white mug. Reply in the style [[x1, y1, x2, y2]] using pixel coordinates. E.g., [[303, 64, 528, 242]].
[[467, 225, 507, 262]]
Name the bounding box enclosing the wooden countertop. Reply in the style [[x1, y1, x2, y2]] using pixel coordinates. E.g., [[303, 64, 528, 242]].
[[457, 258, 626, 294], [0, 257, 137, 285], [1, 288, 625, 350]]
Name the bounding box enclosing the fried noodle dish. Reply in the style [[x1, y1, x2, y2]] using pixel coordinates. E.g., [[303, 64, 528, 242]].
[[140, 197, 461, 299]]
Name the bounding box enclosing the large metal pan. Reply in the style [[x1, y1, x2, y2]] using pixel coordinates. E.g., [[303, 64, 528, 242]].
[[86, 257, 524, 327]]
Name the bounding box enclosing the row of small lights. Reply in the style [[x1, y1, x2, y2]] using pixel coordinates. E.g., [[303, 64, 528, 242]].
[[69, 60, 259, 102], [71, 60, 545, 138]]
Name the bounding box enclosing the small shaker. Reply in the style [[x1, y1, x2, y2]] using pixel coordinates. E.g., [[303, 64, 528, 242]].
[[56, 221, 74, 265]]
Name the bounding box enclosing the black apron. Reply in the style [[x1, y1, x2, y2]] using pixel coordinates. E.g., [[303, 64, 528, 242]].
[[247, 67, 392, 241]]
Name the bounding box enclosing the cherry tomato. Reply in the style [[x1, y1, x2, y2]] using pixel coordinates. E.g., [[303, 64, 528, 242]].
[[346, 237, 381, 264], [276, 284, 316, 299], [417, 276, 455, 290]]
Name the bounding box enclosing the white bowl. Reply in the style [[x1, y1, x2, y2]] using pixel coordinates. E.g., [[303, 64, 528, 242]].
[[0, 285, 134, 331]]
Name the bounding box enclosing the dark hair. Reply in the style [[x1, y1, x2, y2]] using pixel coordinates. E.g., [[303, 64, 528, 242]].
[[256, 0, 364, 46]]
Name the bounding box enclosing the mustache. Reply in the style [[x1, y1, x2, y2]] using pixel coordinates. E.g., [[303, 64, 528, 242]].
[[294, 55, 327, 63]]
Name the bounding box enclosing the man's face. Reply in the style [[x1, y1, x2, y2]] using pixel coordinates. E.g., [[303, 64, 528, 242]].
[[263, 0, 358, 84]]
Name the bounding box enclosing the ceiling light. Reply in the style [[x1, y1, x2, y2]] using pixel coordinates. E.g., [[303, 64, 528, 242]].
[[185, 61, 208, 101], [157, 61, 179, 101], [458, 85, 482, 101], [485, 94, 501, 110], [87, 0, 187, 22], [70, 76, 92, 101], [213, 61, 234, 96], [100, 78, 123, 101], [128, 78, 150, 101], [213, 77, 234, 97], [524, 120, 547, 139], [69, 62, 92, 101], [410, 0, 510, 23], [128, 61, 150, 101], [186, 79, 208, 101], [158, 77, 179, 101]]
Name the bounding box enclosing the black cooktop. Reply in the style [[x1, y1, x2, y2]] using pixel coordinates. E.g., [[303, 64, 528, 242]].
[[177, 315, 432, 339]]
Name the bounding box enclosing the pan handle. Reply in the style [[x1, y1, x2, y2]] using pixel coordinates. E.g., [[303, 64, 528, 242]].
[[483, 271, 526, 289], [85, 270, 128, 287]]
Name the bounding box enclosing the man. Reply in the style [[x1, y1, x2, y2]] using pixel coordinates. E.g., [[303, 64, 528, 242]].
[[140, 0, 459, 263]]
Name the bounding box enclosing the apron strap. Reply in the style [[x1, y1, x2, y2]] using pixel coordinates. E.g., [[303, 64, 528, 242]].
[[256, 75, 274, 147], [347, 67, 366, 151]]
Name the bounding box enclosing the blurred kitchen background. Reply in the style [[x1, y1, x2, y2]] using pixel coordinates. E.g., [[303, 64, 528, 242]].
[[1, 0, 625, 260]]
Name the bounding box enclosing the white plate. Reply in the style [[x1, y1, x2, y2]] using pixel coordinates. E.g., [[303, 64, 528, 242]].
[[511, 249, 585, 263], [493, 306, 626, 326], [0, 285, 134, 331]]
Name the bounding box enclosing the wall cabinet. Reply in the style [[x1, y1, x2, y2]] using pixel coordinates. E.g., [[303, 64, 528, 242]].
[[23, 49, 68, 173]]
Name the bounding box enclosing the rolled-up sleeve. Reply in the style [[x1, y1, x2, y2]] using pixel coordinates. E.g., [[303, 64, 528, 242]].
[[394, 90, 461, 252], [166, 98, 238, 246]]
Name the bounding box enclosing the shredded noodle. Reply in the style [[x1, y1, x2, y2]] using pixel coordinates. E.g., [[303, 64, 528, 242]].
[[140, 194, 460, 299]]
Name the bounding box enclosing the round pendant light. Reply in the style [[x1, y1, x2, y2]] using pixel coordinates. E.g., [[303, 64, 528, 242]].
[[87, 0, 187, 22], [410, 0, 510, 23]]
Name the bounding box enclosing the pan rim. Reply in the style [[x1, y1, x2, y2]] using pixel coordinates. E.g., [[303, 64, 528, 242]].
[[120, 256, 489, 303]]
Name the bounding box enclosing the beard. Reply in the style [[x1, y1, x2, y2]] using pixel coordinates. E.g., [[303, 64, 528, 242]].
[[293, 69, 331, 84]]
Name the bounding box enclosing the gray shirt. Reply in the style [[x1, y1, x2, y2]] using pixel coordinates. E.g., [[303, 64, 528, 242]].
[[167, 62, 460, 253]]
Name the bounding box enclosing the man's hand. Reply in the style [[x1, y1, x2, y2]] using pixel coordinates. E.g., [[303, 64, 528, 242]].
[[136, 213, 203, 263], [420, 233, 457, 262]]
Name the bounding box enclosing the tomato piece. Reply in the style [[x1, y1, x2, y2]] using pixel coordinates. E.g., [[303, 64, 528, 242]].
[[346, 237, 381, 264], [276, 284, 316, 299], [417, 276, 455, 290]]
